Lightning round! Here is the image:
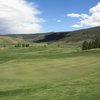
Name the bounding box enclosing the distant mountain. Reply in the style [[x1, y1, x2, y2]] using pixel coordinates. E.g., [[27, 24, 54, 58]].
[[0, 26, 100, 44]]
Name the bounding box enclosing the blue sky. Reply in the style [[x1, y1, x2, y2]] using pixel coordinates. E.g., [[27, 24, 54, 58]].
[[0, 0, 100, 34], [27, 0, 100, 32]]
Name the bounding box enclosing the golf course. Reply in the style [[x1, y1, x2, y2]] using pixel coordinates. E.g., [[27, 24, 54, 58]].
[[0, 0, 100, 99], [0, 43, 100, 100]]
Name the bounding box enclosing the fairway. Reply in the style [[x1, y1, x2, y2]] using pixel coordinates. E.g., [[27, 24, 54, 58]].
[[0, 46, 100, 100]]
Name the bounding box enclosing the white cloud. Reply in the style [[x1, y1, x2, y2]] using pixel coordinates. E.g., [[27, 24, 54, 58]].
[[67, 2, 100, 28], [67, 13, 81, 17], [0, 0, 44, 34], [72, 24, 83, 28], [57, 20, 62, 23]]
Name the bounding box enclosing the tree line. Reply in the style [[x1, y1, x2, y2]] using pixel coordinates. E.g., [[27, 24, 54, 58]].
[[82, 37, 100, 50], [15, 44, 30, 47]]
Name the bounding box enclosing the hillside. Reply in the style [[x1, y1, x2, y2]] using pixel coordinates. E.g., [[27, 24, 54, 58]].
[[0, 26, 100, 44], [36, 26, 100, 42], [0, 36, 30, 47]]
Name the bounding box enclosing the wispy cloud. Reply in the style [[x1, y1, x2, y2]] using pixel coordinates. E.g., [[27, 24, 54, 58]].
[[57, 20, 62, 23], [67, 2, 100, 28], [0, 0, 44, 34]]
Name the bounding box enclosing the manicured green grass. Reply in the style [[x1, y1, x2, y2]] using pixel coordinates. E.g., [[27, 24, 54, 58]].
[[0, 46, 100, 100]]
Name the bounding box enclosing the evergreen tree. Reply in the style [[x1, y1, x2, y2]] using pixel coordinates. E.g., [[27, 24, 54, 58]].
[[82, 41, 89, 50], [91, 40, 96, 48], [16, 44, 21, 47], [22, 44, 25, 47], [88, 41, 92, 49], [82, 37, 100, 50], [26, 44, 29, 47], [95, 37, 100, 48]]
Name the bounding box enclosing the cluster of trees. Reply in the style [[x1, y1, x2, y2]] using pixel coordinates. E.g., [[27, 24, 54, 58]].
[[82, 37, 100, 50], [15, 44, 30, 47]]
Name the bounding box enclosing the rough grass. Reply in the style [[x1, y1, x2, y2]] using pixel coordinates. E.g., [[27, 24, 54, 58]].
[[0, 46, 100, 100]]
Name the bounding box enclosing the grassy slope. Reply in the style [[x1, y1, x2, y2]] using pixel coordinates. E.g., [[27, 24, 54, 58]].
[[34, 26, 100, 42], [1, 26, 100, 43], [0, 36, 28, 46], [0, 46, 100, 100]]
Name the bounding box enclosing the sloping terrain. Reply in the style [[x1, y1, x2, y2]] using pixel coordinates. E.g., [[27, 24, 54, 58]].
[[36, 26, 100, 42], [0, 36, 28, 46], [0, 26, 100, 44]]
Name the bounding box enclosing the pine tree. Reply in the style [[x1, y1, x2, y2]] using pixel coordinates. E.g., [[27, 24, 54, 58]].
[[22, 44, 25, 47], [91, 40, 96, 48], [26, 44, 29, 47], [88, 41, 92, 49], [82, 41, 89, 50]]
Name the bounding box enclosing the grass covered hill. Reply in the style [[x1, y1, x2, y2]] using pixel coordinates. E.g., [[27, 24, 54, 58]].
[[36, 26, 100, 42], [0, 36, 28, 46], [0, 26, 100, 44], [0, 27, 100, 47]]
